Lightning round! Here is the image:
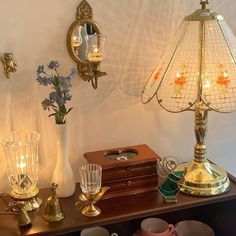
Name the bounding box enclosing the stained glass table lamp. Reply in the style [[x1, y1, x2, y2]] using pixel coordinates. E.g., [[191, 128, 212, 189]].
[[142, 0, 236, 196]]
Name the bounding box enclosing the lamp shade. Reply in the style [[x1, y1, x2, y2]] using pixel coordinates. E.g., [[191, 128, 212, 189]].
[[142, 5, 236, 113]]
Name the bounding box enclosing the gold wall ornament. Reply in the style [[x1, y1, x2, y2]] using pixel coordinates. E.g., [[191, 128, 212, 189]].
[[67, 0, 107, 89], [1, 53, 17, 79], [76, 0, 93, 20]]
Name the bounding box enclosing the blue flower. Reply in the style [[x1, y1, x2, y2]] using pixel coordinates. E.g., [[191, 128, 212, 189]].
[[56, 97, 65, 106], [36, 60, 74, 124], [47, 61, 60, 70], [37, 65, 44, 74], [42, 98, 53, 110], [49, 92, 58, 102], [69, 68, 77, 78], [59, 76, 72, 91], [63, 92, 72, 102], [36, 75, 51, 86]]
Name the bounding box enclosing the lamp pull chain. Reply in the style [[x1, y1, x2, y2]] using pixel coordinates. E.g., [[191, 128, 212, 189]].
[[200, 0, 209, 9]]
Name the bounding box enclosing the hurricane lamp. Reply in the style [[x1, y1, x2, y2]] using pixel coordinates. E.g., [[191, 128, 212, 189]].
[[0, 131, 42, 210], [142, 0, 236, 196]]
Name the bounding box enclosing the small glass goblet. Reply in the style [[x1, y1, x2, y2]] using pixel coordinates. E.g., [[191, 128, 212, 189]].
[[79, 164, 102, 217]]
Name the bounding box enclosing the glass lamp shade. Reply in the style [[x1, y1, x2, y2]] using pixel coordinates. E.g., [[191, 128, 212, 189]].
[[0, 131, 40, 199], [142, 5, 236, 113], [85, 34, 106, 63]]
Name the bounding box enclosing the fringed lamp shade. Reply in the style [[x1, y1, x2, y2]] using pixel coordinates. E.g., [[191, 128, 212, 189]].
[[142, 0, 236, 196]]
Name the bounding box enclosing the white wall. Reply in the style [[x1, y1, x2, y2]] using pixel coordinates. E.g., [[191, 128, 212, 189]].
[[0, 0, 236, 192]]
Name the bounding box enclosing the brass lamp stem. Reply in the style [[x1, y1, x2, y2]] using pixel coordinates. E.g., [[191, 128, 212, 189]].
[[178, 102, 230, 195], [194, 102, 208, 163]]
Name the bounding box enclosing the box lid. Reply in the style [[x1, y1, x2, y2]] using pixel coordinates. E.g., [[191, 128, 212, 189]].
[[84, 144, 161, 170]]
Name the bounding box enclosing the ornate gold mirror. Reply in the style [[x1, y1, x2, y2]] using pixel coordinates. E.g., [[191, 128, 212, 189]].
[[67, 0, 107, 89]]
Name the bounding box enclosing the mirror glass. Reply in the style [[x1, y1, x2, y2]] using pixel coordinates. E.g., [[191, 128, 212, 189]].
[[71, 23, 97, 61]]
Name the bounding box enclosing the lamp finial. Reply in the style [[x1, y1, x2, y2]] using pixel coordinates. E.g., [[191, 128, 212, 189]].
[[200, 0, 209, 9]]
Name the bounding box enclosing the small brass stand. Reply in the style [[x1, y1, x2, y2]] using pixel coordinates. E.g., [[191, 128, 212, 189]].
[[77, 187, 110, 217]]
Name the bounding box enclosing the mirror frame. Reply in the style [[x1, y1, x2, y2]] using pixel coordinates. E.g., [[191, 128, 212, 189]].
[[66, 0, 106, 89]]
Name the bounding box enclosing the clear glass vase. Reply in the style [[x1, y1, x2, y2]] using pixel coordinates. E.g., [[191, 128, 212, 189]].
[[0, 131, 40, 199]]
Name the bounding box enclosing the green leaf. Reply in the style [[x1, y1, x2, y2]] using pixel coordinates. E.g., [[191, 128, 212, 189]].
[[66, 107, 73, 114], [52, 107, 59, 113]]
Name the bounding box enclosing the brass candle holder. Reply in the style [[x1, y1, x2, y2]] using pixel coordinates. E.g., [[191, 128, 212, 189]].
[[78, 163, 109, 217], [77, 186, 110, 217]]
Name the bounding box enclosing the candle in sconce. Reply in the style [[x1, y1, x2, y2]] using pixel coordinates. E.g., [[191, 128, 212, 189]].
[[72, 26, 83, 48], [87, 51, 103, 62], [72, 36, 82, 47]]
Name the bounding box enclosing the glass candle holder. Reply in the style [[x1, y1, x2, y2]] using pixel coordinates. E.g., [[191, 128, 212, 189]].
[[79, 164, 102, 195], [85, 34, 106, 63], [79, 164, 103, 217], [0, 131, 40, 199]]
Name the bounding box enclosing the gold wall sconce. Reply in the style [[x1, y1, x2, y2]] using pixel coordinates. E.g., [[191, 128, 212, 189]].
[[67, 0, 107, 89], [1, 53, 17, 79]]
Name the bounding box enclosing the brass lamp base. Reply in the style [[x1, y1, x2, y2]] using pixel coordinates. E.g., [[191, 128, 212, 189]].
[[10, 187, 42, 212], [176, 161, 230, 196]]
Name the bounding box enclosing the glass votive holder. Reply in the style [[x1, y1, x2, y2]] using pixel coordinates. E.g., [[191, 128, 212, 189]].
[[85, 34, 106, 63], [79, 164, 102, 195]]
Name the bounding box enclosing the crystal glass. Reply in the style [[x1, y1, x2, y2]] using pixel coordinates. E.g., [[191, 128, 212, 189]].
[[79, 164, 102, 195], [0, 131, 40, 199], [85, 34, 106, 63]]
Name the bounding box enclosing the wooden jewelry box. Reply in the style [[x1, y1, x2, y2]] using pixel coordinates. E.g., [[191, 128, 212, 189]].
[[84, 144, 161, 198]]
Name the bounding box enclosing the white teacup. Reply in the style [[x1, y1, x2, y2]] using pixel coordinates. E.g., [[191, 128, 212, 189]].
[[81, 226, 118, 236], [175, 220, 215, 236]]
